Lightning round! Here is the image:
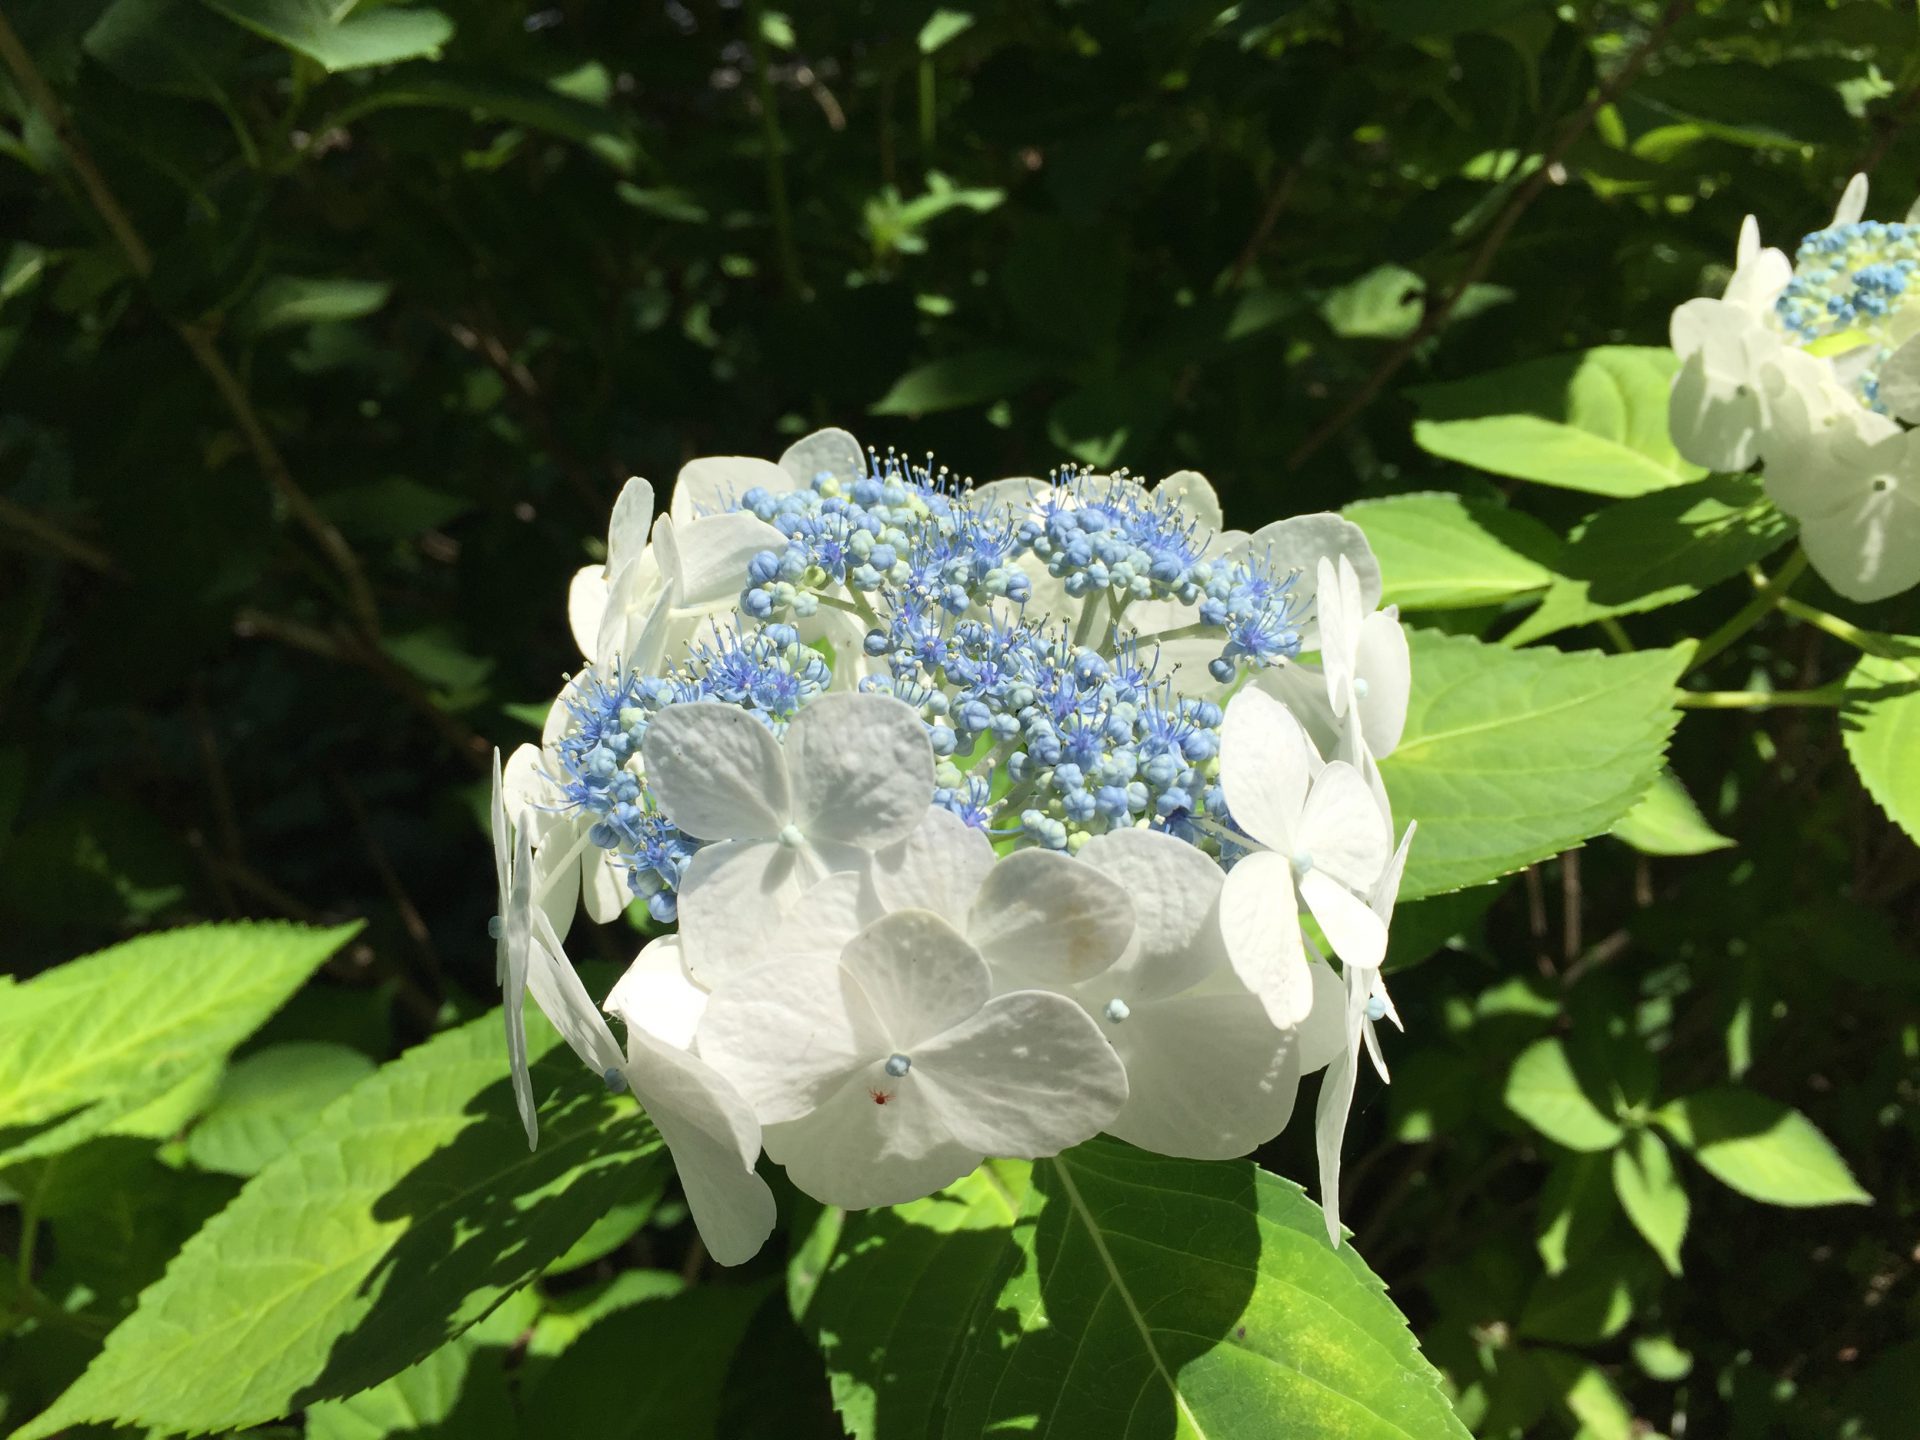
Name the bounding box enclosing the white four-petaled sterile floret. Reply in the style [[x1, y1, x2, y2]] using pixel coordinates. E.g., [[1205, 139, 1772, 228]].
[[496, 430, 1414, 1264], [1669, 175, 1920, 602]]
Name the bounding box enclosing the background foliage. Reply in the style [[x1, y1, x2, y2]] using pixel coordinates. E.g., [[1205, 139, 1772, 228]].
[[2, 0, 1918, 1436]]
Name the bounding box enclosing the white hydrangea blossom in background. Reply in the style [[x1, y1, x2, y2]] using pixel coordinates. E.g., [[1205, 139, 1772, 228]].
[[491, 429, 1417, 1262], [1670, 174, 1920, 602]]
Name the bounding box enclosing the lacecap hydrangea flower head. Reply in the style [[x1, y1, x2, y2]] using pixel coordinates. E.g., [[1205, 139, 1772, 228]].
[[1670, 173, 1920, 602], [490, 429, 1415, 1264]]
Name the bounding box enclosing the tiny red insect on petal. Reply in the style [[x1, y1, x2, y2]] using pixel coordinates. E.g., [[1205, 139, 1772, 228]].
[[868, 1087, 894, 1105]]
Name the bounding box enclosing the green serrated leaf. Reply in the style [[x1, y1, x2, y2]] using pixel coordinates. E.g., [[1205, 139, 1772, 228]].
[[520, 1282, 771, 1437], [1611, 769, 1734, 856], [1611, 1129, 1688, 1275], [201, 0, 452, 72], [793, 1161, 1028, 1439], [543, 1189, 666, 1276], [1842, 640, 1920, 844], [1380, 631, 1686, 898], [1410, 347, 1704, 498], [1345, 491, 1559, 611], [304, 1289, 538, 1440], [16, 1010, 667, 1438], [0, 921, 360, 1168], [184, 1042, 377, 1177], [1505, 1038, 1625, 1153], [1503, 473, 1794, 645], [938, 1140, 1472, 1439], [1656, 1087, 1871, 1208]]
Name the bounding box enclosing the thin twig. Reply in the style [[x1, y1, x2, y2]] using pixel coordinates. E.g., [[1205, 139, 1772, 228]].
[[329, 765, 447, 986], [234, 609, 489, 767], [204, 850, 443, 1029], [0, 495, 121, 576], [1285, 0, 1692, 471], [0, 9, 380, 635], [1687, 548, 1809, 674], [1560, 848, 1582, 965], [1777, 596, 1886, 656], [190, 680, 247, 864], [747, 0, 806, 300], [1220, 159, 1304, 294]]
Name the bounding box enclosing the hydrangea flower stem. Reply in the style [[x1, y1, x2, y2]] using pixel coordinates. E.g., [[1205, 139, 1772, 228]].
[[1675, 683, 1850, 710], [1777, 595, 1880, 653], [1686, 547, 1810, 674]]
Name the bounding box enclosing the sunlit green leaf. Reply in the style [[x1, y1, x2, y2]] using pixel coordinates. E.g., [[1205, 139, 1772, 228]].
[[184, 1042, 377, 1177], [0, 922, 359, 1168], [1505, 1038, 1624, 1153], [1503, 474, 1794, 645], [1346, 491, 1558, 611], [1381, 632, 1686, 897], [1842, 640, 1920, 844], [1657, 1087, 1870, 1208], [1611, 769, 1734, 856], [1410, 347, 1703, 498], [1611, 1129, 1688, 1275], [16, 1011, 668, 1438]]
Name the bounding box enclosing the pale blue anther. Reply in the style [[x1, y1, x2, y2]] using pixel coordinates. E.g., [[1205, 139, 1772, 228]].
[[885, 1053, 912, 1078], [1366, 994, 1388, 1023], [778, 823, 806, 849], [1291, 851, 1314, 878], [603, 1066, 629, 1093], [1103, 998, 1131, 1023], [486, 915, 504, 940]]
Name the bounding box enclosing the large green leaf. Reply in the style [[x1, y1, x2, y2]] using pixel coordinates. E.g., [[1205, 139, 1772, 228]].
[[797, 1141, 1468, 1439], [183, 1041, 377, 1177], [15, 1010, 668, 1439], [792, 1162, 1029, 1439], [1655, 1087, 1871, 1208], [1842, 641, 1920, 845], [1380, 631, 1686, 898], [303, 1289, 538, 1440], [0, 921, 359, 1168], [84, 0, 247, 101], [1410, 347, 1704, 498], [1502, 474, 1795, 645], [200, 0, 452, 72], [1505, 1038, 1624, 1154], [1345, 491, 1559, 612], [1610, 770, 1734, 857], [1611, 1129, 1689, 1276], [949, 1142, 1471, 1437], [519, 1282, 771, 1437]]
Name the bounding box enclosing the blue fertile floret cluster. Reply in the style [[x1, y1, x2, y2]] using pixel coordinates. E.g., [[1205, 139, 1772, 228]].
[[549, 623, 829, 920], [548, 450, 1310, 909], [1775, 220, 1920, 409]]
